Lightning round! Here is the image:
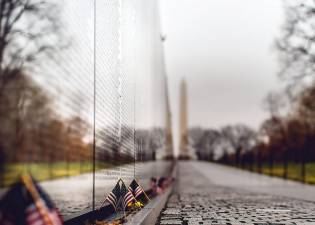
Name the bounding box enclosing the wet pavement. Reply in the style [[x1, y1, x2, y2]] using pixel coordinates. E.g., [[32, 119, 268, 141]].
[[157, 162, 315, 225]]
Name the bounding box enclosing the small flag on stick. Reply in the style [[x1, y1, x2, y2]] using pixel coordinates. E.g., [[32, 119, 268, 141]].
[[0, 174, 63, 225], [128, 179, 150, 204], [103, 181, 121, 212], [120, 181, 135, 211]]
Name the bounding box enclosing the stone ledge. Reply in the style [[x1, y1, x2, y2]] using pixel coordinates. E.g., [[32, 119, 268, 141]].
[[124, 185, 173, 225], [124, 162, 177, 225]]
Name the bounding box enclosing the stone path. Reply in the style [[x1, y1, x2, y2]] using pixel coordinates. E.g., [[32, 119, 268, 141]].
[[157, 162, 315, 225]]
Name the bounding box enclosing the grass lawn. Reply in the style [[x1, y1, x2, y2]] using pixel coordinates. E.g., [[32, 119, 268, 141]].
[[1, 161, 110, 187], [249, 163, 315, 184]]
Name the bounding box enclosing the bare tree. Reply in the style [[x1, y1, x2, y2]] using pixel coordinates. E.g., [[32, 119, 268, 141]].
[[276, 1, 315, 93], [221, 124, 256, 166], [0, 0, 62, 94], [263, 91, 287, 118], [199, 129, 221, 161], [188, 127, 204, 155]]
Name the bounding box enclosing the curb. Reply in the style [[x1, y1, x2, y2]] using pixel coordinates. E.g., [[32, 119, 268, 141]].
[[124, 162, 177, 225], [124, 186, 173, 225]]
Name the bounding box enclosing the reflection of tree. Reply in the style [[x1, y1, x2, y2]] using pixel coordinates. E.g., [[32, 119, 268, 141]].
[[149, 128, 165, 159], [0, 61, 89, 166], [0, 72, 51, 161], [43, 118, 91, 163], [0, 70, 91, 163], [135, 128, 165, 161], [0, 0, 62, 94], [97, 125, 135, 165], [99, 126, 119, 163], [0, 0, 65, 163], [135, 130, 150, 161], [96, 126, 166, 164]]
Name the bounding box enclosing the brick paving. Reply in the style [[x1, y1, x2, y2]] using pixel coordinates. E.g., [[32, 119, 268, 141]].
[[157, 162, 315, 225]]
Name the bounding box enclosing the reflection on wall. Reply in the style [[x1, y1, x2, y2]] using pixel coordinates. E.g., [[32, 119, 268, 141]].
[[0, 0, 172, 216]]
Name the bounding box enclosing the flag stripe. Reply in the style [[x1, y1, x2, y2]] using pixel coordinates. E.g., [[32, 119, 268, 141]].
[[26, 204, 43, 225], [123, 191, 134, 209], [106, 194, 117, 210], [129, 180, 145, 199], [108, 193, 117, 205], [26, 204, 62, 225], [109, 192, 117, 201], [104, 182, 120, 211], [135, 186, 143, 198]]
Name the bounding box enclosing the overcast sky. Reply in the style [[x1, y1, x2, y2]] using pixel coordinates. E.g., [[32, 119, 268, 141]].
[[160, 0, 285, 135]]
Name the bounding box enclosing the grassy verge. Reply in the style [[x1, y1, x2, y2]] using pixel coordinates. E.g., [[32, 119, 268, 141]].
[[244, 163, 315, 184], [1, 162, 111, 187]]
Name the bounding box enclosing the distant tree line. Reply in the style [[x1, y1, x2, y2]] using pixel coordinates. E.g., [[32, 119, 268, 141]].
[[189, 124, 256, 166], [189, 82, 315, 175]]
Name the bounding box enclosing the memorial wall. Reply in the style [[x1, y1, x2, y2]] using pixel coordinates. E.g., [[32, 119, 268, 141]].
[[0, 0, 172, 216]]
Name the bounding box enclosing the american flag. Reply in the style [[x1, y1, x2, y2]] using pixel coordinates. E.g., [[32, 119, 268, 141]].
[[104, 182, 121, 211], [25, 199, 62, 225], [128, 179, 144, 199], [0, 177, 63, 225], [120, 182, 134, 211]]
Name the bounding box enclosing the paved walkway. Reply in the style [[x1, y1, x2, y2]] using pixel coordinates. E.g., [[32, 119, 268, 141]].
[[191, 161, 315, 202], [157, 161, 315, 225]]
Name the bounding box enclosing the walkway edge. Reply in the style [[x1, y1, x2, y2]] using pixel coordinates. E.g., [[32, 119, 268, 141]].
[[125, 162, 177, 225], [125, 186, 172, 225]]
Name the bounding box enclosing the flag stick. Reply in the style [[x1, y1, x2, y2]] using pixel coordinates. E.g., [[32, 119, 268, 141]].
[[123, 205, 126, 219], [21, 174, 54, 225]]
